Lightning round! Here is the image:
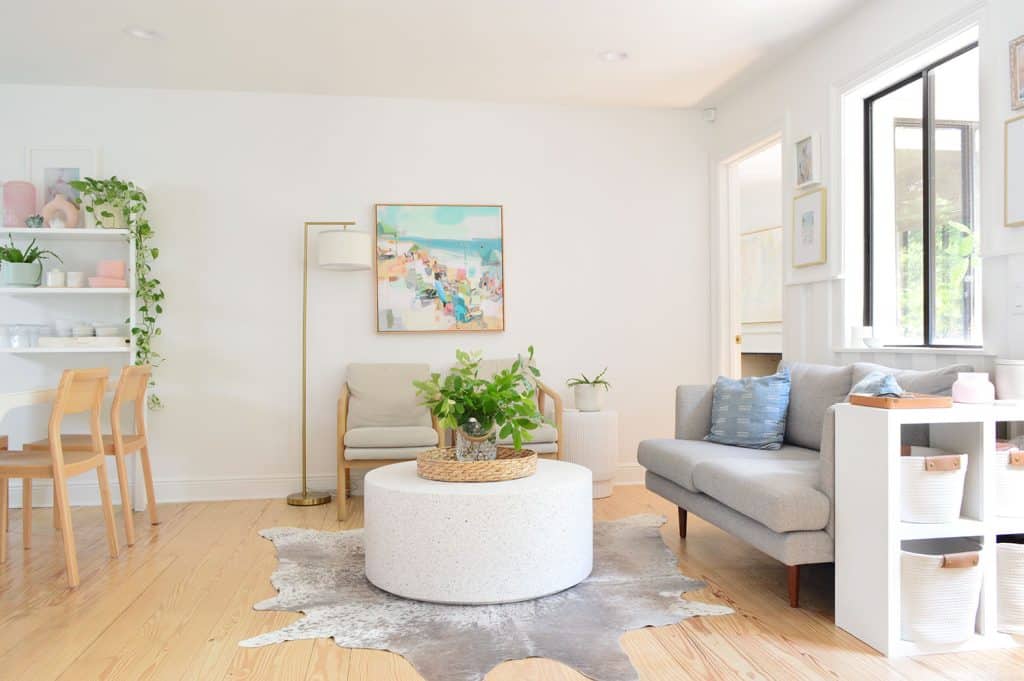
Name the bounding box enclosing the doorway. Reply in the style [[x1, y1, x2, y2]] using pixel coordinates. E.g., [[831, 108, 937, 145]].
[[721, 137, 784, 377]]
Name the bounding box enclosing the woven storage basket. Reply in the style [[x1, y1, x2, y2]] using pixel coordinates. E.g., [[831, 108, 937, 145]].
[[900, 447, 967, 523], [998, 541, 1024, 635], [994, 442, 1024, 517], [417, 447, 537, 482], [900, 538, 983, 644]]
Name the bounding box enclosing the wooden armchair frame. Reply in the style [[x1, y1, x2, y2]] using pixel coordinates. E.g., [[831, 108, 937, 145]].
[[336, 385, 444, 521]]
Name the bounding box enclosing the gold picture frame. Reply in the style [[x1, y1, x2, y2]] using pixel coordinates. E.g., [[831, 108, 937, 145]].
[[1011, 34, 1024, 112], [374, 203, 506, 333], [792, 187, 827, 268]]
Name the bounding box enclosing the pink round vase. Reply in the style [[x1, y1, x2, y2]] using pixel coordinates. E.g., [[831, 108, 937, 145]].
[[951, 372, 995, 404]]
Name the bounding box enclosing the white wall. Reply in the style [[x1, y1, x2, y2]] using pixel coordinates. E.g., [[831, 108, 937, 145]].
[[708, 0, 1024, 374], [0, 85, 710, 502]]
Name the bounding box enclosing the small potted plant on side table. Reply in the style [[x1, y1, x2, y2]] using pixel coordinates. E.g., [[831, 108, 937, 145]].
[[567, 368, 611, 412], [415, 347, 546, 461], [0, 237, 62, 287]]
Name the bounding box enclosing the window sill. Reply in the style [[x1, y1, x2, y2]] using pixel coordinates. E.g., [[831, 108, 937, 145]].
[[833, 346, 995, 357]]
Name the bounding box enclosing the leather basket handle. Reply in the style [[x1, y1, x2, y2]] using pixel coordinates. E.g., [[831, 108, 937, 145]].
[[1010, 451, 1024, 467], [941, 552, 980, 568], [924, 455, 961, 472]]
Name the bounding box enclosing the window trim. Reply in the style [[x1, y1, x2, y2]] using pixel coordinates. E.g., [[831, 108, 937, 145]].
[[862, 41, 980, 348]]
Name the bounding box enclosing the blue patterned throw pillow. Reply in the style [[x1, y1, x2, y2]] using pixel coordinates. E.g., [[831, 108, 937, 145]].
[[704, 369, 791, 450]]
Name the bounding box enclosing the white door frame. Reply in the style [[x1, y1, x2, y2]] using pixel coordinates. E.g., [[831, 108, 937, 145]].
[[713, 133, 782, 379]]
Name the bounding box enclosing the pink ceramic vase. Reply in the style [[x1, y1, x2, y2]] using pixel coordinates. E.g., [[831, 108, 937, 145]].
[[951, 372, 995, 404], [3, 181, 37, 227]]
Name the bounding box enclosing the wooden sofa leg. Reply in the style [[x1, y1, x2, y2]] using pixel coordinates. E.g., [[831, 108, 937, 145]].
[[678, 507, 687, 538], [787, 564, 800, 608]]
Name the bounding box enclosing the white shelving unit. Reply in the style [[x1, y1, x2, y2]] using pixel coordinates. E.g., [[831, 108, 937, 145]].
[[835, 402, 1024, 657], [4, 227, 130, 240], [0, 287, 130, 295], [0, 347, 131, 355]]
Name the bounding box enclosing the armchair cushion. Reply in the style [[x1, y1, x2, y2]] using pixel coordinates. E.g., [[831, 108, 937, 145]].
[[497, 423, 558, 446], [347, 363, 433, 429], [344, 446, 435, 461], [344, 426, 439, 449]]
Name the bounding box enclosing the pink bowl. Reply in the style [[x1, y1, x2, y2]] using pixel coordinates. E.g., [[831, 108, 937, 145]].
[[96, 260, 126, 278], [88, 277, 128, 288]]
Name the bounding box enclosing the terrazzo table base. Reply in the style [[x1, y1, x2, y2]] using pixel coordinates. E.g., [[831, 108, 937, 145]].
[[364, 459, 593, 604]]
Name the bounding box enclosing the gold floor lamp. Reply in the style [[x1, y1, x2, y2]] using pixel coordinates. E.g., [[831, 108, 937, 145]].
[[288, 221, 371, 507]]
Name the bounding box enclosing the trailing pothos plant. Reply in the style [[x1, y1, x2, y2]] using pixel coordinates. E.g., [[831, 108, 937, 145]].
[[414, 347, 545, 450], [71, 176, 165, 408]]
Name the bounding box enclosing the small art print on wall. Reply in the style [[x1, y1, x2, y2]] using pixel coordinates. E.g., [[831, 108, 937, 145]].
[[792, 187, 827, 268], [375, 204, 505, 332], [794, 134, 820, 188], [1011, 34, 1024, 111]]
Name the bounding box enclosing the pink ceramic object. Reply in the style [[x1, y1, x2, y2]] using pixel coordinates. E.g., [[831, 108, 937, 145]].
[[96, 260, 126, 278], [88, 277, 128, 288], [41, 194, 80, 228], [3, 181, 37, 227], [952, 372, 995, 404]]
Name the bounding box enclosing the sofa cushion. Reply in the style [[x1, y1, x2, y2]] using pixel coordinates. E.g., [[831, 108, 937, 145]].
[[851, 362, 972, 396], [347, 363, 433, 429], [344, 426, 438, 448], [638, 438, 817, 493], [780, 361, 853, 451], [497, 423, 558, 446], [705, 370, 791, 450], [691, 456, 830, 533]]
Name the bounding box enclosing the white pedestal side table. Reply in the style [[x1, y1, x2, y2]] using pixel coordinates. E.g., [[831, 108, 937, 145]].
[[562, 409, 618, 498], [364, 459, 593, 605]]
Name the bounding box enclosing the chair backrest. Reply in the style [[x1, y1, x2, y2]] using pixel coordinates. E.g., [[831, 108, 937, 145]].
[[111, 364, 152, 436], [49, 368, 109, 460], [346, 363, 432, 429]]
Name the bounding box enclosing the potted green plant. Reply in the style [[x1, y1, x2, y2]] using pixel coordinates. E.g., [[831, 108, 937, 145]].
[[70, 176, 135, 229], [414, 347, 545, 461], [0, 236, 62, 287], [567, 368, 611, 412]]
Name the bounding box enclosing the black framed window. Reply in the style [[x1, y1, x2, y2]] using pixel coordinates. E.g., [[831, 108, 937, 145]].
[[864, 43, 981, 347]]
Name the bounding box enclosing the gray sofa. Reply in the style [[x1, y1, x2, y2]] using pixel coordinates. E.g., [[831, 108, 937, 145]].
[[638, 361, 969, 607]]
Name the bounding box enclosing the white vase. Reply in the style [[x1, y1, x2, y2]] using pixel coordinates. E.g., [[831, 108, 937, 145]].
[[995, 359, 1024, 400], [573, 384, 605, 412], [951, 372, 995, 404]]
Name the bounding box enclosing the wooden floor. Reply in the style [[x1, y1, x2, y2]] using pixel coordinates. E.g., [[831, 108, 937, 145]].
[[1, 486, 1022, 680]]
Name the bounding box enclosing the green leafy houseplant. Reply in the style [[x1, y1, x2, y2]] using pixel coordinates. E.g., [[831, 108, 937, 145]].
[[0, 236, 62, 287], [71, 177, 165, 408], [0, 236, 62, 265], [566, 368, 611, 390], [567, 368, 611, 412], [414, 347, 545, 452]]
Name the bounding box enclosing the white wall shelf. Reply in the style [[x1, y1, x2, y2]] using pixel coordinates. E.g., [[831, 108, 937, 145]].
[[835, 402, 1024, 657], [3, 227, 130, 240], [0, 287, 130, 295], [0, 347, 131, 355]]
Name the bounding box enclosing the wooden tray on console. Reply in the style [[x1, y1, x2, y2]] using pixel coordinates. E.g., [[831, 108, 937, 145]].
[[849, 392, 953, 409], [417, 447, 537, 482]]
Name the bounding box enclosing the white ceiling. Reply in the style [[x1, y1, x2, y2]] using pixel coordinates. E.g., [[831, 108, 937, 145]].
[[0, 0, 860, 107]]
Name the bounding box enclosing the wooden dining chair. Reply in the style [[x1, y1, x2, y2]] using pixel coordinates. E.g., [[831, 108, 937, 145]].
[[0, 368, 120, 588], [25, 365, 157, 546]]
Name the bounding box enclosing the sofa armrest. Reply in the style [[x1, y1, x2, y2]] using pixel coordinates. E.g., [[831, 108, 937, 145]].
[[675, 385, 713, 440], [818, 405, 837, 539]]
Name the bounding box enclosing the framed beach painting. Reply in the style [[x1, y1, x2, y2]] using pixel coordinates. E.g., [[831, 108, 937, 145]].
[[792, 187, 827, 268], [1011, 34, 1024, 111], [794, 133, 820, 188], [375, 204, 505, 332]]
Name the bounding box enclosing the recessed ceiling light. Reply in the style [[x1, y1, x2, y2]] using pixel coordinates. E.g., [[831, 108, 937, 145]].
[[124, 26, 162, 40], [599, 51, 629, 62]]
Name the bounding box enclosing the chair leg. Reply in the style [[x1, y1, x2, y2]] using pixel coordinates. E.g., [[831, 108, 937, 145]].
[[53, 490, 61, 530], [0, 477, 8, 564], [139, 445, 159, 525], [112, 453, 135, 546], [337, 461, 348, 521], [678, 507, 687, 538], [22, 479, 31, 550], [53, 476, 78, 588], [96, 462, 120, 559], [787, 564, 800, 608]]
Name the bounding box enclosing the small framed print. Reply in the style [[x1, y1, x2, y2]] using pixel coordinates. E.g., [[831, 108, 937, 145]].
[[794, 133, 820, 188], [792, 187, 827, 268], [1011, 34, 1024, 111], [26, 147, 98, 209]]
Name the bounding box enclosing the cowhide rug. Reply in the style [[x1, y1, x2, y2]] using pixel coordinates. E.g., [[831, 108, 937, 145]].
[[241, 514, 731, 681]]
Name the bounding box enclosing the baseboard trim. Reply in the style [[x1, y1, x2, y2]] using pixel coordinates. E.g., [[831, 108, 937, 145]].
[[614, 463, 645, 486]]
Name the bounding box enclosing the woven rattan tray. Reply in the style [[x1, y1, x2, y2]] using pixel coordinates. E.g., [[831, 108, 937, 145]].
[[416, 447, 537, 482]]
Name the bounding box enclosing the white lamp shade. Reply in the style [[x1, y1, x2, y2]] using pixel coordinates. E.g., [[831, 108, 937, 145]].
[[318, 229, 371, 271]]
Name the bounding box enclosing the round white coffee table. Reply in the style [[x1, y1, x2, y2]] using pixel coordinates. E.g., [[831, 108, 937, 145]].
[[364, 459, 593, 605]]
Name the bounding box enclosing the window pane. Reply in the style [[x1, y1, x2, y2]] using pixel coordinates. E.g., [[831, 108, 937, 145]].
[[930, 48, 981, 345], [871, 78, 924, 344]]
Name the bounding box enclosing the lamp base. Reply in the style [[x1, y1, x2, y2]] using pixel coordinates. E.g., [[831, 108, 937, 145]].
[[286, 490, 332, 507]]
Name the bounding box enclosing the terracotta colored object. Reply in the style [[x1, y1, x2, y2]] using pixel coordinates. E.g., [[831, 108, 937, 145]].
[[2, 181, 36, 227], [96, 260, 126, 278], [41, 194, 80, 228]]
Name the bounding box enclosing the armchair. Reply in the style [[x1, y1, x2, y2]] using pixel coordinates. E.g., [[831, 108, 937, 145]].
[[337, 363, 444, 520], [477, 358, 563, 459]]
